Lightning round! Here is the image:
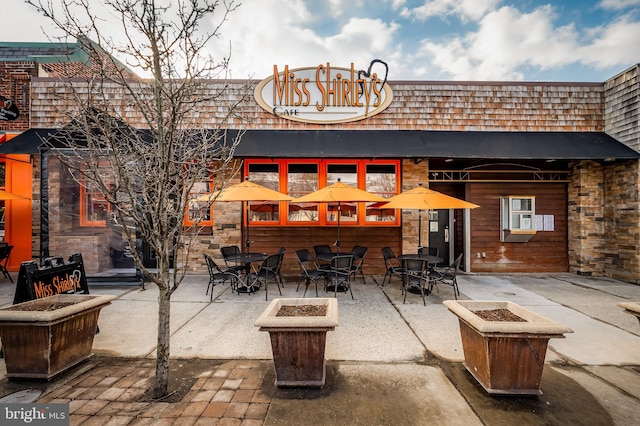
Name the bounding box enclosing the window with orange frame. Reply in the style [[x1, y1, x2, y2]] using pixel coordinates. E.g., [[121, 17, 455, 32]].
[[244, 159, 400, 227], [79, 184, 111, 227], [184, 180, 214, 226]]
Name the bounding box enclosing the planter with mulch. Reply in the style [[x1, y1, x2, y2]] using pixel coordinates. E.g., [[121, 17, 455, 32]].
[[255, 297, 338, 387], [443, 300, 572, 396], [618, 301, 640, 326], [0, 294, 115, 380]]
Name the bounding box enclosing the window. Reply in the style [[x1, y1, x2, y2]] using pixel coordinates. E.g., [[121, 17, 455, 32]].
[[327, 163, 357, 223], [248, 163, 281, 222], [185, 180, 214, 226], [501, 196, 536, 242], [244, 159, 400, 227], [365, 164, 397, 222], [287, 163, 318, 222], [80, 184, 110, 226], [0, 161, 5, 187]]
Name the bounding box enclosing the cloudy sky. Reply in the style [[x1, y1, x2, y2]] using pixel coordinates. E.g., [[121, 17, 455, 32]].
[[6, 0, 640, 82]]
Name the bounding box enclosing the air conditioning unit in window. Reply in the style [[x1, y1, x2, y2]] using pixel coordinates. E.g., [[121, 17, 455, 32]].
[[501, 229, 536, 243], [500, 196, 536, 243]]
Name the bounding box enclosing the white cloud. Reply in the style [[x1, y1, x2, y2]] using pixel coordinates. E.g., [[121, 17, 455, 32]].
[[326, 0, 365, 17], [415, 4, 640, 80], [407, 0, 502, 22], [599, 0, 640, 10], [5, 0, 639, 82], [206, 0, 314, 78], [2, 2, 76, 42], [418, 5, 579, 80], [210, 2, 400, 79], [577, 17, 640, 68]]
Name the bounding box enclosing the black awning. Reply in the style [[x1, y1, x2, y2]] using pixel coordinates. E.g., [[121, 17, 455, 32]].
[[2, 128, 638, 160], [234, 130, 640, 160], [0, 128, 58, 154]]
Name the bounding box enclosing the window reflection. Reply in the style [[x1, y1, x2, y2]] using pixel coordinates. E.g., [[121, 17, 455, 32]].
[[80, 182, 110, 226], [288, 163, 318, 222], [248, 163, 280, 222], [187, 181, 212, 224], [327, 164, 357, 222], [365, 164, 396, 222]]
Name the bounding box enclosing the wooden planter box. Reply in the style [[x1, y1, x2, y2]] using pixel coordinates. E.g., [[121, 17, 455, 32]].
[[255, 298, 338, 387], [618, 302, 640, 326], [443, 300, 572, 396], [0, 294, 115, 380]]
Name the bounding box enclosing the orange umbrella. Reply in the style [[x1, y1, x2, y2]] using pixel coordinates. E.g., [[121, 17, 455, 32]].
[[380, 183, 479, 248], [192, 179, 293, 252], [0, 190, 30, 200], [192, 180, 294, 203], [294, 179, 386, 253]]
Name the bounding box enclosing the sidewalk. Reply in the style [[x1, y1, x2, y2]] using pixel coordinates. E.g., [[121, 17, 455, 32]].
[[0, 272, 639, 425]]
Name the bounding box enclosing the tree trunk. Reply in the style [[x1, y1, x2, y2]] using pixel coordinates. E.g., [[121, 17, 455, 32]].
[[154, 284, 171, 398]]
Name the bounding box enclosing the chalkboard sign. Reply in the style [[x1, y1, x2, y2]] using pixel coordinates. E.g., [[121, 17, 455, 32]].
[[13, 253, 90, 304]]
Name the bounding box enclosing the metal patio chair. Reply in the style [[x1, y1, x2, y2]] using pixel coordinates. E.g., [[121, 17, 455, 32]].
[[204, 254, 239, 300], [401, 257, 430, 305], [295, 249, 327, 297], [349, 245, 368, 284], [248, 253, 283, 301], [0, 244, 13, 283], [381, 246, 403, 286], [430, 253, 463, 299], [325, 255, 354, 299], [220, 245, 245, 275]]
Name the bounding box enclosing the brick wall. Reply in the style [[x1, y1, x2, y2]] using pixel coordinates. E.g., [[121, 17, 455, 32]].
[[31, 156, 41, 260], [0, 62, 36, 132]]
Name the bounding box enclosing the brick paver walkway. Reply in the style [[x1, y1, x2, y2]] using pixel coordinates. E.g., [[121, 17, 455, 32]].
[[37, 358, 273, 425]]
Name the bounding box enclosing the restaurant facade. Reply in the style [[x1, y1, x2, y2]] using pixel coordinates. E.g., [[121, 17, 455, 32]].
[[1, 57, 639, 283]]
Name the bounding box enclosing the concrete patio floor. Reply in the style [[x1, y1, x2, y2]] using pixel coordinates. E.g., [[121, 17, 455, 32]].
[[0, 271, 638, 425]]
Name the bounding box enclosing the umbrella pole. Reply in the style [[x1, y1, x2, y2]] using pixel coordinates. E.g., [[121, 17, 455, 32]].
[[245, 201, 250, 253], [418, 209, 422, 249], [336, 202, 341, 254]]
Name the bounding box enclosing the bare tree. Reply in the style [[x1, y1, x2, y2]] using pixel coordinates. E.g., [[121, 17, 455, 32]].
[[28, 0, 250, 398]]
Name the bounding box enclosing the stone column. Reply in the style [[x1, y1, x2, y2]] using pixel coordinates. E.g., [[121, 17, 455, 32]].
[[603, 160, 640, 283], [568, 160, 605, 275], [400, 159, 428, 254]]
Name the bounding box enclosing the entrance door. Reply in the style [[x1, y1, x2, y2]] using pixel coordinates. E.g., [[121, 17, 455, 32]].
[[428, 209, 450, 266]]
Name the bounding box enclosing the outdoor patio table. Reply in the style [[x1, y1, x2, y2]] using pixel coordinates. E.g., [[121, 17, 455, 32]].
[[398, 254, 443, 265], [228, 252, 267, 293], [317, 251, 338, 263], [318, 249, 366, 262]]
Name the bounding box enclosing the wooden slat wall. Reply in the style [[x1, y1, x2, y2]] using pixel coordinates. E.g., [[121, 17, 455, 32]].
[[467, 183, 568, 272], [250, 226, 402, 278]]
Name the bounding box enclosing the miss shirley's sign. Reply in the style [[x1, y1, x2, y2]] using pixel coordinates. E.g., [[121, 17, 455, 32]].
[[254, 62, 393, 124]]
